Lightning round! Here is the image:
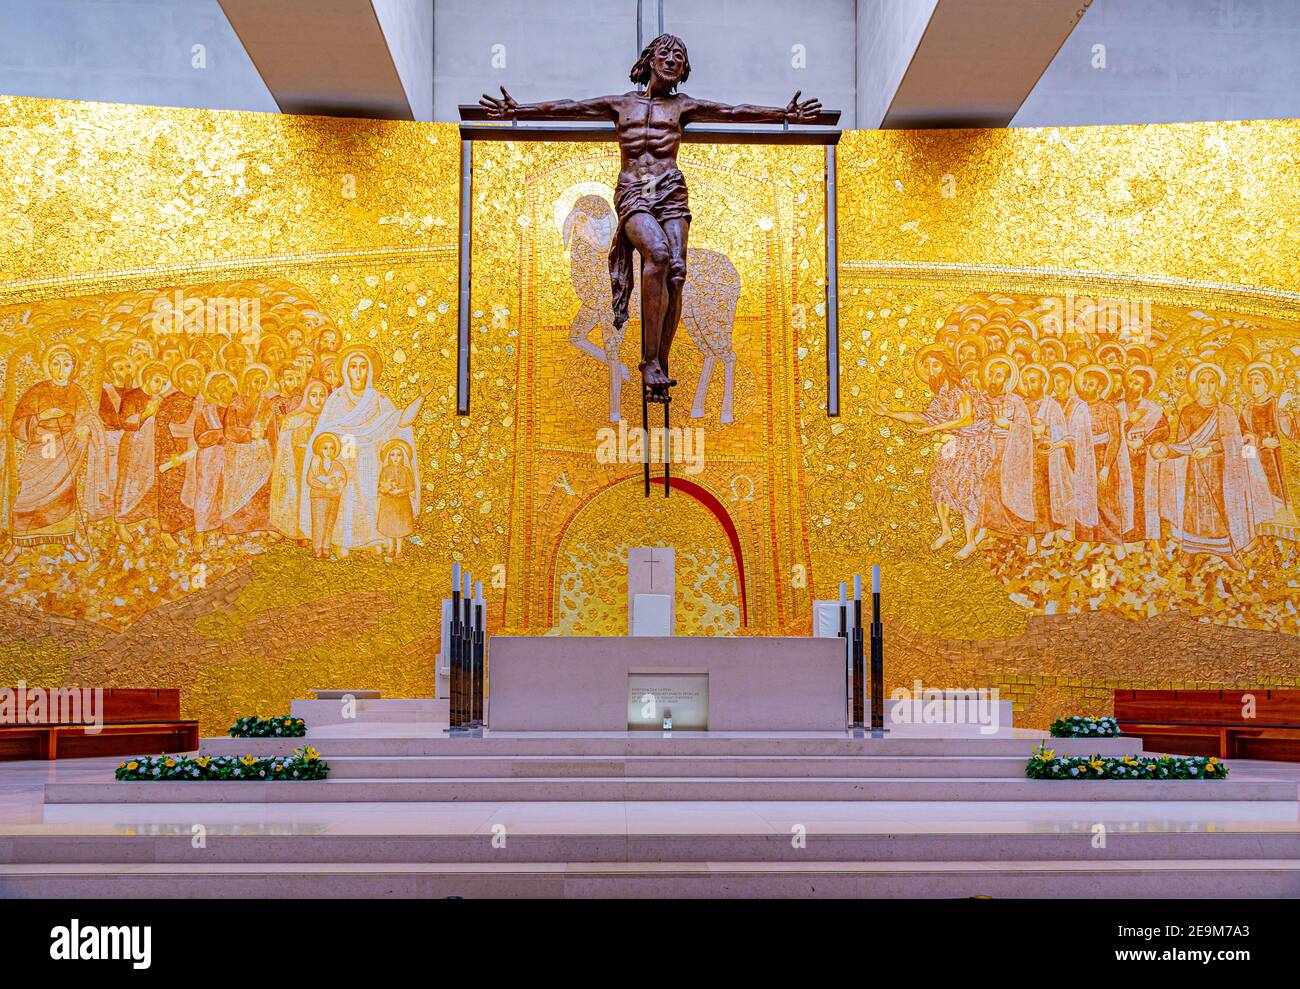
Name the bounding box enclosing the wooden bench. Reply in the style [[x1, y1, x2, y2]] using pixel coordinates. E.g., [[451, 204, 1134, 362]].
[[1114, 689, 1300, 762], [0, 687, 199, 761]]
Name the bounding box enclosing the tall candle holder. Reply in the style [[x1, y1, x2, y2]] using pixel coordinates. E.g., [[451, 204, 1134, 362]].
[[870, 565, 887, 736], [472, 580, 485, 733], [459, 571, 472, 733], [449, 564, 464, 734], [838, 581, 849, 731], [851, 573, 865, 732]]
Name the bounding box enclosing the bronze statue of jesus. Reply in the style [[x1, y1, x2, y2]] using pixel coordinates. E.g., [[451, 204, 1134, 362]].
[[480, 34, 822, 404]]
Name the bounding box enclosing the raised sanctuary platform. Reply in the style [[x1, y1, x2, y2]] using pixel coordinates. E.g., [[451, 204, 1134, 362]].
[[486, 636, 847, 732], [6, 718, 1299, 898]]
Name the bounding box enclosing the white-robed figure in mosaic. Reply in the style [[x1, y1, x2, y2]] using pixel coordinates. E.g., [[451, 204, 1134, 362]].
[[299, 346, 427, 553], [1151, 361, 1273, 571]]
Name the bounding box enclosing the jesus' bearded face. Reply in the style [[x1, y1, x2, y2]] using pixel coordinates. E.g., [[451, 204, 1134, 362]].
[[651, 42, 687, 87]]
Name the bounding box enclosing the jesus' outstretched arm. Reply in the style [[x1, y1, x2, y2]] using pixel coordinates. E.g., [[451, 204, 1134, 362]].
[[478, 87, 617, 121], [680, 91, 823, 125]]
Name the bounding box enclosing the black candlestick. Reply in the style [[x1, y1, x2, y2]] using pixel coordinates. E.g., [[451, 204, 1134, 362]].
[[852, 594, 865, 730], [870, 586, 886, 735], [450, 577, 462, 733], [461, 586, 472, 731], [838, 596, 849, 731], [473, 597, 485, 729]]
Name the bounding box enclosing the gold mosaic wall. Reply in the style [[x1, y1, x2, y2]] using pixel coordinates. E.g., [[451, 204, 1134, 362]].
[[0, 97, 471, 734], [818, 123, 1300, 720], [1, 96, 1298, 732]]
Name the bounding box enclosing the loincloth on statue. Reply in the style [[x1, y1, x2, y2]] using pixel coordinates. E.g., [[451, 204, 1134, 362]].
[[608, 168, 692, 331]]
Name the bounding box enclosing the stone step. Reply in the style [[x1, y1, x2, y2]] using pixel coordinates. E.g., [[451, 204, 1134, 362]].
[[192, 734, 1144, 759], [3, 829, 1298, 865], [322, 754, 1033, 778], [288, 699, 448, 725], [43, 776, 1295, 803], [3, 859, 1298, 898]]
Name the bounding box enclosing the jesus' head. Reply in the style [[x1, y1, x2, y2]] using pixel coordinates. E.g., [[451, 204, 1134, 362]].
[[630, 34, 690, 92]]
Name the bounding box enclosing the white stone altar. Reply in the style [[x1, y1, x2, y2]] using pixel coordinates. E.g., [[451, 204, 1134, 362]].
[[487, 635, 847, 731]]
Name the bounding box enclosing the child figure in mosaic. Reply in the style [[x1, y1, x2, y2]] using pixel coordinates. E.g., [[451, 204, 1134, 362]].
[[376, 438, 416, 557], [306, 431, 346, 558]]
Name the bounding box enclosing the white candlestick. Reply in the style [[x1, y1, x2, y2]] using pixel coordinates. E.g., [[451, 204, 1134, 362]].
[[452, 562, 461, 593], [838, 581, 846, 605], [463, 572, 471, 598], [872, 565, 881, 595], [853, 573, 862, 601]]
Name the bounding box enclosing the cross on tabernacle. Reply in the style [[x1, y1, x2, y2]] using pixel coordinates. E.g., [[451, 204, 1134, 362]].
[[457, 34, 842, 496], [644, 548, 672, 593]]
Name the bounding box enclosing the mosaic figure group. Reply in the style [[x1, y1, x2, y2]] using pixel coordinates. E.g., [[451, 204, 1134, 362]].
[[5, 317, 429, 564], [871, 301, 1298, 573]]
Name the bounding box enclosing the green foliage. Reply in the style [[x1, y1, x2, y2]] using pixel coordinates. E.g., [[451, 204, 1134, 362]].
[[1026, 745, 1227, 780], [1049, 715, 1120, 737], [115, 747, 328, 781], [227, 715, 307, 737]]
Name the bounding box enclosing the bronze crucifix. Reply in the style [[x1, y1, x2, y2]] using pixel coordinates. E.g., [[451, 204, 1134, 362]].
[[480, 33, 823, 406]]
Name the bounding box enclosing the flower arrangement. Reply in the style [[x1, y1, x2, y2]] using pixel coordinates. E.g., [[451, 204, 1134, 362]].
[[1049, 715, 1121, 738], [227, 715, 307, 738], [115, 747, 328, 781], [1026, 745, 1227, 780]]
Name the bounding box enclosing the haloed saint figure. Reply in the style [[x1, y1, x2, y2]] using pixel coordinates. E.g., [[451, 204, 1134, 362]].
[[480, 34, 822, 404]]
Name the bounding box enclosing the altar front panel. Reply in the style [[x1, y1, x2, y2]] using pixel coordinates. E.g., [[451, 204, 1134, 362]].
[[488, 636, 846, 732]]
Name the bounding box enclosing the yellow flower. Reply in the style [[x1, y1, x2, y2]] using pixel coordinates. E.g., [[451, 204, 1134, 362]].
[[240, 754, 257, 766], [1147, 764, 1156, 771], [195, 756, 211, 768], [1040, 748, 1055, 761], [1208, 757, 1219, 765], [126, 761, 138, 771], [303, 746, 320, 762], [118, 761, 126, 769], [273, 764, 284, 772], [164, 758, 176, 768]]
